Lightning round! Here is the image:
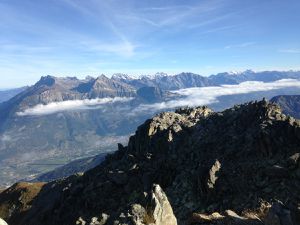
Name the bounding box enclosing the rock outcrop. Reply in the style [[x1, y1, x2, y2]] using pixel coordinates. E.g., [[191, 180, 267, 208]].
[[1, 100, 300, 225], [129, 184, 177, 225], [0, 218, 8, 225], [149, 184, 177, 225]]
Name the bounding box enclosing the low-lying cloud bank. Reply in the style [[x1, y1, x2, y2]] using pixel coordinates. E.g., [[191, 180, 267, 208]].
[[17, 97, 134, 116], [17, 79, 300, 117], [133, 79, 300, 113]]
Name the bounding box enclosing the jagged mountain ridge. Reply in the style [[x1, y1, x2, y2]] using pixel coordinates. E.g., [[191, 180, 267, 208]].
[[209, 70, 300, 85], [0, 74, 166, 186], [1, 70, 300, 187], [112, 70, 300, 89], [35, 94, 300, 184], [2, 70, 300, 116], [1, 100, 300, 225]]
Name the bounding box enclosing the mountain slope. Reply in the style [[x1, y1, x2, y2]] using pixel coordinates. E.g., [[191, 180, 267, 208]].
[[0, 87, 28, 103], [114, 70, 300, 87], [112, 72, 211, 90], [271, 95, 300, 119], [1, 71, 300, 187], [32, 152, 107, 182], [1, 100, 300, 225], [0, 75, 143, 186]]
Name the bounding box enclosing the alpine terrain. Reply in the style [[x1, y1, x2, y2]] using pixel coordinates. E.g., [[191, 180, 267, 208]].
[[0, 99, 299, 225], [1, 71, 300, 187]]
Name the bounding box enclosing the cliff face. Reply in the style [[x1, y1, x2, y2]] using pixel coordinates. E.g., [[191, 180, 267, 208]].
[[1, 100, 300, 225]]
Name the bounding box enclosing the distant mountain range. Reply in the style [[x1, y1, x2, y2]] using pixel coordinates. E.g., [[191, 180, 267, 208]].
[[1, 70, 300, 186]]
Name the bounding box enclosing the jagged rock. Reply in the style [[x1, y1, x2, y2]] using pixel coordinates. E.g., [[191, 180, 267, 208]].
[[131, 204, 146, 225], [130, 185, 177, 225], [207, 160, 221, 189], [0, 218, 8, 225], [189, 210, 263, 225], [189, 212, 224, 223], [287, 153, 300, 168], [1, 100, 300, 225], [76, 217, 86, 225], [89, 215, 109, 225], [149, 184, 177, 225], [224, 210, 245, 220], [96, 214, 109, 225]]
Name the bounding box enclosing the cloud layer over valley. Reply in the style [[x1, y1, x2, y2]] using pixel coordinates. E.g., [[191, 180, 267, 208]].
[[17, 97, 134, 116], [133, 79, 300, 113], [17, 79, 300, 117]]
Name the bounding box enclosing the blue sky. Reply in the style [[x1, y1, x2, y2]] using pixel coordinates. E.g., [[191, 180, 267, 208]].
[[0, 0, 300, 88]]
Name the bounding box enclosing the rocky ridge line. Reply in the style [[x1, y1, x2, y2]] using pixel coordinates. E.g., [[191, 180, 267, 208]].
[[0, 100, 300, 225]]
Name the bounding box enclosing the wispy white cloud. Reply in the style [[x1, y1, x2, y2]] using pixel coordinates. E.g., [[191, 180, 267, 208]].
[[0, 44, 51, 52], [141, 5, 194, 12], [279, 49, 300, 54], [150, 2, 222, 28], [132, 79, 300, 113], [17, 97, 134, 116], [225, 42, 256, 49], [61, 0, 137, 58], [80, 41, 137, 58], [188, 13, 236, 29], [201, 25, 237, 34]]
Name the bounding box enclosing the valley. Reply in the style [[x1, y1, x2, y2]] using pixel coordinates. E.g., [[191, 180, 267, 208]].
[[1, 1, 300, 224], [1, 71, 300, 187]]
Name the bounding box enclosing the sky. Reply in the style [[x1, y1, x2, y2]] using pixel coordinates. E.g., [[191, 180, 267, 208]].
[[0, 0, 300, 88]]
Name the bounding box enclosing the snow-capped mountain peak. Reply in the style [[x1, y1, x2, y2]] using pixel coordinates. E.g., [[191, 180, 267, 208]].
[[111, 73, 133, 80]]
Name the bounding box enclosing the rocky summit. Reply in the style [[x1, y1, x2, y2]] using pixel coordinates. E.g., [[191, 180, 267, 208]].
[[1, 99, 300, 225]]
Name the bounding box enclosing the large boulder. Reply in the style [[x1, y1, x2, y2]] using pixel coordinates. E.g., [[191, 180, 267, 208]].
[[0, 218, 8, 225], [150, 184, 177, 225], [131, 184, 177, 225]]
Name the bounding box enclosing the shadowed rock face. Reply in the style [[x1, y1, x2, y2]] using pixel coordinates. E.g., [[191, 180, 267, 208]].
[[1, 100, 300, 225]]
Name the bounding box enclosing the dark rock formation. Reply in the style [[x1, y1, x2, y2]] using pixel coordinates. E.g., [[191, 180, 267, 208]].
[[1, 100, 300, 225]]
